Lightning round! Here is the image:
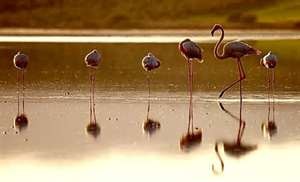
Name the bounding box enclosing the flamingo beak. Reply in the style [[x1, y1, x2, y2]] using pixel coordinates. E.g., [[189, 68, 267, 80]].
[[256, 49, 262, 55], [260, 58, 263, 66], [197, 59, 204, 63]]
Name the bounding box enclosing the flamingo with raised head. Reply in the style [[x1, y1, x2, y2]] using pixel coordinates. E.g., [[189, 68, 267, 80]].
[[141, 52, 161, 134], [261, 51, 278, 137], [84, 49, 101, 137], [178, 38, 204, 150], [211, 24, 261, 143], [13, 52, 29, 130]]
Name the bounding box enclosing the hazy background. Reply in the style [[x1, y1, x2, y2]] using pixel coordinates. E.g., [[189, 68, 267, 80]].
[[0, 0, 299, 29]]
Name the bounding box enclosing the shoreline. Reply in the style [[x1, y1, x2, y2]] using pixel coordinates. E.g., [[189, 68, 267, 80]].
[[0, 28, 300, 36]]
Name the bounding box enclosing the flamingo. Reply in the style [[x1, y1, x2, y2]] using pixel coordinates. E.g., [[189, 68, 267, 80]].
[[141, 52, 161, 134], [13, 52, 29, 130], [85, 49, 101, 137], [211, 102, 257, 174], [261, 51, 278, 137], [178, 38, 204, 150], [211, 24, 261, 143]]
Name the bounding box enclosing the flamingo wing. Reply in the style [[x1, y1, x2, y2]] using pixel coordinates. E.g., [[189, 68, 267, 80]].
[[225, 41, 260, 58], [181, 40, 202, 60]]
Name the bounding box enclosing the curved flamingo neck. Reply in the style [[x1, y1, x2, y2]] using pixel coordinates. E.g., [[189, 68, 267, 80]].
[[214, 27, 227, 59]]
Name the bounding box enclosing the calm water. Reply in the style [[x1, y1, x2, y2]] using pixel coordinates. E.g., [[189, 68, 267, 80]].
[[0, 35, 300, 181]]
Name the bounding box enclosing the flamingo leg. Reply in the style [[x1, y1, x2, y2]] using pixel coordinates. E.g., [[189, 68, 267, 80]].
[[89, 69, 93, 123], [271, 69, 275, 121], [236, 58, 245, 144], [267, 69, 271, 121], [17, 71, 20, 115], [22, 70, 25, 114], [92, 71, 97, 123], [187, 60, 194, 134], [218, 59, 246, 98], [146, 74, 151, 121], [218, 101, 246, 141]]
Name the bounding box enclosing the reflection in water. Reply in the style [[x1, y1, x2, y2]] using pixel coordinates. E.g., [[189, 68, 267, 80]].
[[212, 102, 257, 174], [261, 52, 278, 138], [84, 50, 101, 137], [141, 53, 161, 135], [178, 39, 204, 150], [13, 52, 29, 131]]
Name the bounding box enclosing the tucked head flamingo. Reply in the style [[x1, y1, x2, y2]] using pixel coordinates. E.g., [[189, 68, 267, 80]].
[[85, 49, 101, 137], [141, 52, 161, 135], [178, 38, 204, 150], [211, 24, 261, 143], [261, 51, 278, 137], [13, 52, 29, 130]]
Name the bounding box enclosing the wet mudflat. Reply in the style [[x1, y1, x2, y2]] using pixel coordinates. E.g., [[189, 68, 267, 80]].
[[0, 37, 300, 181]]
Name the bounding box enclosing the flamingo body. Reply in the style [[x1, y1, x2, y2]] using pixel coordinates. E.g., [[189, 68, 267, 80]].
[[142, 53, 160, 71], [179, 39, 203, 62], [222, 40, 261, 58], [85, 49, 101, 68], [13, 52, 28, 70]]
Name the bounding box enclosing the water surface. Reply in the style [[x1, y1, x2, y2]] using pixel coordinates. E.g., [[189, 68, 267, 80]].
[[0, 35, 300, 181]]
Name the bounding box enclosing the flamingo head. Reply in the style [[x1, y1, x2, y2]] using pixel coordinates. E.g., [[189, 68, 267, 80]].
[[211, 24, 223, 36]]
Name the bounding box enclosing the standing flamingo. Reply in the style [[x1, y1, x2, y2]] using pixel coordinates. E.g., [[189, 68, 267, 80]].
[[141, 52, 161, 135], [261, 51, 278, 137], [178, 38, 204, 150], [85, 49, 101, 137], [211, 24, 261, 143], [13, 52, 29, 130]]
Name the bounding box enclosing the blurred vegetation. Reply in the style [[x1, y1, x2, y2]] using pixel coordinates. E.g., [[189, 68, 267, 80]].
[[0, 0, 299, 29]]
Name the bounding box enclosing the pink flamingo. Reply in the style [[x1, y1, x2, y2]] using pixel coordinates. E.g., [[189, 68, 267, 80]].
[[261, 51, 278, 137], [211, 24, 261, 143], [13, 52, 29, 130], [141, 52, 161, 134], [178, 38, 204, 150], [85, 49, 101, 137]]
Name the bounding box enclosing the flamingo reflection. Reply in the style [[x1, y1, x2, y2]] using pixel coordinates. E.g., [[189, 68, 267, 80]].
[[13, 52, 29, 131], [261, 52, 278, 138], [212, 102, 257, 174], [178, 38, 204, 150], [85, 49, 101, 137], [141, 52, 161, 135]]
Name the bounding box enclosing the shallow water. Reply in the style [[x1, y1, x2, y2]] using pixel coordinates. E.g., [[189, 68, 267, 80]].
[[0, 36, 300, 181]]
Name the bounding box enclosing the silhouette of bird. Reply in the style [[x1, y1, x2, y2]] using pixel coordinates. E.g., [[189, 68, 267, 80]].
[[211, 24, 261, 141], [13, 52, 29, 130], [141, 52, 161, 135], [178, 38, 204, 150], [211, 24, 261, 98], [84, 49, 101, 137], [261, 51, 278, 138]]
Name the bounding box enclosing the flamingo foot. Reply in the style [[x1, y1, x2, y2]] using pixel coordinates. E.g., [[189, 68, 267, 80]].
[[15, 114, 28, 131], [261, 121, 277, 138], [180, 129, 202, 151], [86, 122, 100, 138], [143, 118, 160, 135]]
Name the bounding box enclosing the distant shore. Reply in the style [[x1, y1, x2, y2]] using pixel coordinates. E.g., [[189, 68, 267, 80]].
[[0, 28, 300, 36]]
